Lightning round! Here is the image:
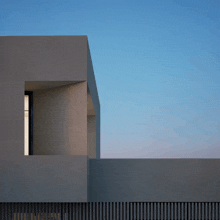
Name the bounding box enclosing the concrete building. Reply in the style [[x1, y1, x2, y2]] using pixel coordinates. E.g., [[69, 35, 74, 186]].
[[0, 36, 220, 219]]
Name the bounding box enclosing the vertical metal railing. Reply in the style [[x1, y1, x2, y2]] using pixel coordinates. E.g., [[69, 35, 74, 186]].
[[0, 202, 220, 220]]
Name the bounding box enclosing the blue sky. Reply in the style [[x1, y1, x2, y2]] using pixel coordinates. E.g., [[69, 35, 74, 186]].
[[1, 0, 220, 158]]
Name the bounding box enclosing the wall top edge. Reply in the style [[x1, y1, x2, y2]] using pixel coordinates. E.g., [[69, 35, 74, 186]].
[[90, 158, 220, 160]]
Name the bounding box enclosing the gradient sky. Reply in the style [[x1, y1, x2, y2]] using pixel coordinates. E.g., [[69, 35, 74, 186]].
[[1, 0, 220, 158]]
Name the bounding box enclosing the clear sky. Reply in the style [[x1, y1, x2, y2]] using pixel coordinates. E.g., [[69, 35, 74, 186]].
[[1, 0, 220, 158]]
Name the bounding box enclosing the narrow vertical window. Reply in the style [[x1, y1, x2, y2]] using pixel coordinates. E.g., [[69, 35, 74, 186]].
[[24, 95, 29, 155], [24, 91, 33, 155]]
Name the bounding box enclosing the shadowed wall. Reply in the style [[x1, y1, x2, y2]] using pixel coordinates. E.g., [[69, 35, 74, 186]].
[[89, 159, 220, 202]]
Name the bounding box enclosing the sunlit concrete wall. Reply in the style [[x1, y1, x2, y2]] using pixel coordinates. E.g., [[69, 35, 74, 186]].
[[33, 82, 87, 155], [89, 159, 220, 202], [0, 36, 100, 202]]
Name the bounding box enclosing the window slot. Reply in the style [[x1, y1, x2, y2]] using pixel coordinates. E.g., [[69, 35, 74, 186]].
[[24, 91, 33, 155]]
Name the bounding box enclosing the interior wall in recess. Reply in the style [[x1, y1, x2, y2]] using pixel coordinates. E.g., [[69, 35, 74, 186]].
[[33, 82, 87, 155]]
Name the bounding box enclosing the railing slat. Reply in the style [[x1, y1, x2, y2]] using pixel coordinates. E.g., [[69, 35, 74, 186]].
[[1, 202, 220, 220]]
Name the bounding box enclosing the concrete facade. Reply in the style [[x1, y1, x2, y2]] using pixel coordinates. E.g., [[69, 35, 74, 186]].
[[0, 36, 99, 202], [89, 159, 220, 202], [1, 36, 220, 205]]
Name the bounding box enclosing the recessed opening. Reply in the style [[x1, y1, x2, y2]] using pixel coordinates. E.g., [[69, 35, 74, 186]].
[[25, 81, 91, 156]]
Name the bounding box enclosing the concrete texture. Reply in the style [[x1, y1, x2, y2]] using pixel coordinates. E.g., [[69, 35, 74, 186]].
[[0, 155, 88, 202], [89, 159, 220, 202], [87, 42, 100, 159], [32, 82, 87, 155], [87, 91, 96, 158], [0, 36, 87, 83], [87, 115, 96, 158], [0, 36, 100, 202]]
